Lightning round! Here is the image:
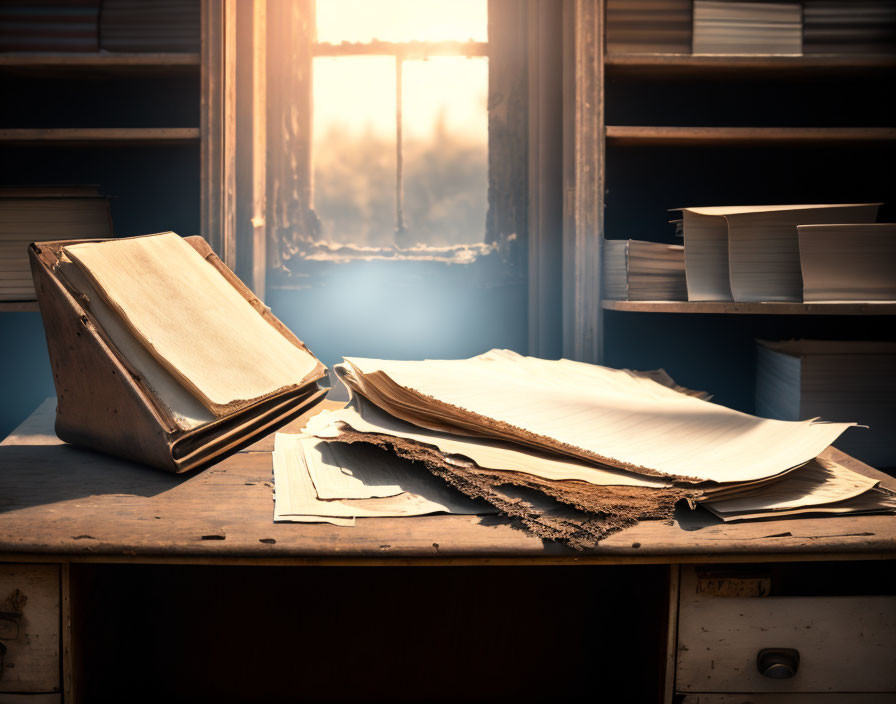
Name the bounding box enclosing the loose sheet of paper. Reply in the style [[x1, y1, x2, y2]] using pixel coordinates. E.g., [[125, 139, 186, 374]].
[[305, 393, 671, 489], [64, 233, 321, 414], [339, 350, 853, 483], [272, 433, 488, 523]]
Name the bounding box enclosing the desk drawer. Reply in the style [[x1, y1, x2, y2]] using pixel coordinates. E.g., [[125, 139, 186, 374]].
[[0, 564, 59, 695], [676, 568, 896, 694]]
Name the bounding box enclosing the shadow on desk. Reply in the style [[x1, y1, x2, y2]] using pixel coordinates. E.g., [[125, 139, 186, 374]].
[[0, 443, 189, 514]]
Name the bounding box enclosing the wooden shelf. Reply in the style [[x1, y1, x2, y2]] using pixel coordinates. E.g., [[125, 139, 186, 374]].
[[605, 126, 896, 146], [0, 52, 200, 75], [605, 53, 896, 76], [602, 300, 896, 315], [0, 301, 39, 312], [0, 128, 200, 146]]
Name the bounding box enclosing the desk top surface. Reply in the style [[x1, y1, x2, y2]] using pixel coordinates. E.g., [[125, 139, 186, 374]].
[[1, 398, 895, 565]]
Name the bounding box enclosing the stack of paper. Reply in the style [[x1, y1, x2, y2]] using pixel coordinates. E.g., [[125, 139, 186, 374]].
[[603, 239, 687, 301], [798, 224, 896, 302], [678, 204, 881, 302], [1, 186, 112, 301], [804, 1, 896, 55], [692, 1, 803, 55], [100, 0, 200, 52], [606, 0, 692, 54], [756, 340, 896, 469], [274, 350, 895, 548]]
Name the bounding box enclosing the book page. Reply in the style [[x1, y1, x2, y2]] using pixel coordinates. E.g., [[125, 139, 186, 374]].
[[64, 233, 321, 415], [341, 351, 852, 483], [58, 258, 214, 430]]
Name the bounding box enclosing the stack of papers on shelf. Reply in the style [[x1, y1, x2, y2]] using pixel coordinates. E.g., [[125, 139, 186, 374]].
[[606, 0, 692, 54], [603, 239, 687, 301], [692, 0, 803, 55], [803, 1, 896, 55], [0, 186, 112, 301], [273, 350, 896, 548], [678, 204, 880, 302], [100, 0, 200, 52], [797, 223, 896, 301], [756, 340, 896, 469]]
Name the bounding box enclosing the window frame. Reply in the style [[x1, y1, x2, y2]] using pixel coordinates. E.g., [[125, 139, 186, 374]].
[[214, 0, 598, 361]]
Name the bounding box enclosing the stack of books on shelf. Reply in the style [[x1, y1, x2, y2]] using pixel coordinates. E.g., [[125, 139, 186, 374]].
[[804, 0, 896, 54], [0, 1, 100, 53], [603, 239, 687, 301], [692, 0, 803, 55], [757, 340, 896, 469], [674, 203, 892, 303], [272, 350, 896, 548], [1, 186, 112, 302], [0, 0, 200, 54], [99, 0, 200, 53], [606, 0, 692, 54], [606, 0, 896, 56]]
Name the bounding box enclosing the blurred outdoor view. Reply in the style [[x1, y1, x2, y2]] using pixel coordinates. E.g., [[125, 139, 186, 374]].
[[312, 0, 489, 254]]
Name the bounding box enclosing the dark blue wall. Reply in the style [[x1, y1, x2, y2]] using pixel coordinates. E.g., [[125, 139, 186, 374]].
[[0, 313, 56, 437]]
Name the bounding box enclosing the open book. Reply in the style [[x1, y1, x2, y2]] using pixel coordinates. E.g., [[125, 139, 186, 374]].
[[29, 232, 327, 472]]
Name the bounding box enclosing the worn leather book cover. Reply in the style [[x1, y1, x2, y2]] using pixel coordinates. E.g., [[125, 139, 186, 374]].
[[28, 234, 327, 473]]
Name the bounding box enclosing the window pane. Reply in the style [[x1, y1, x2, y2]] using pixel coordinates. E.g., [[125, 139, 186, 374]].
[[316, 0, 487, 44], [312, 56, 396, 246], [402, 56, 488, 246]]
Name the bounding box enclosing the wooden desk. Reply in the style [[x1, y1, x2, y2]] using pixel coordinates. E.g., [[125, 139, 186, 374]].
[[1, 399, 895, 702]]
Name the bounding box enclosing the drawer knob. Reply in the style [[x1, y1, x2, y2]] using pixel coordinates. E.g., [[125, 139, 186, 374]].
[[757, 648, 800, 679]]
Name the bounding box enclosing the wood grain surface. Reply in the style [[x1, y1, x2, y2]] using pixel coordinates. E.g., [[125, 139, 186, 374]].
[[1, 399, 894, 564], [605, 126, 896, 146]]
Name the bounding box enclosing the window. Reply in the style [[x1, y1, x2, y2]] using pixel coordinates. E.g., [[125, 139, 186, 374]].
[[264, 0, 533, 365], [309, 0, 490, 261]]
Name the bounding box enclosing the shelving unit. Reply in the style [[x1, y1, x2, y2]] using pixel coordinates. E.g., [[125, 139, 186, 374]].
[[602, 301, 896, 315], [605, 125, 896, 145], [0, 52, 200, 72], [0, 128, 201, 145], [598, 1, 896, 413], [0, 301, 39, 312], [0, 44, 204, 307], [605, 52, 896, 74]]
